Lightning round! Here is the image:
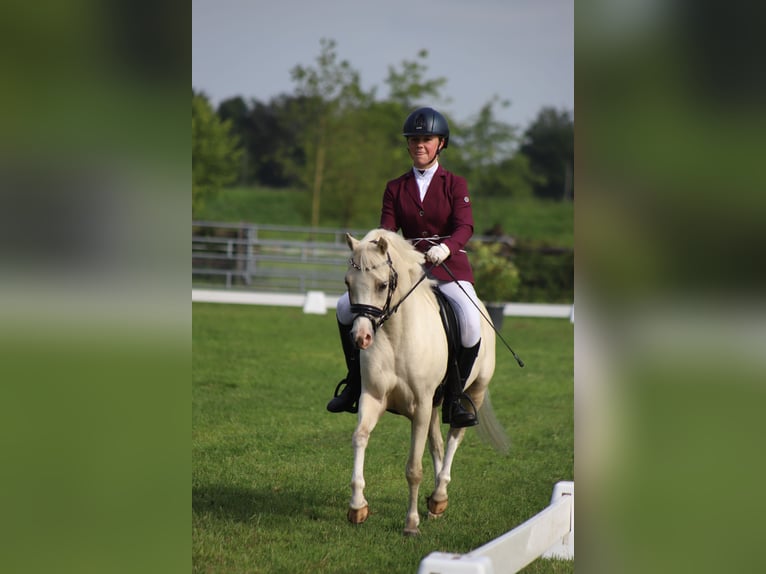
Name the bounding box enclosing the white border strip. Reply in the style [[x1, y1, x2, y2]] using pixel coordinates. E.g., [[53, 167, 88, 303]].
[[192, 289, 572, 319], [502, 303, 572, 318]]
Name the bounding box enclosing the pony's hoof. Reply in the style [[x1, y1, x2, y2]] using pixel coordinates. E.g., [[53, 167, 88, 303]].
[[403, 527, 421, 537], [427, 496, 449, 517], [347, 505, 369, 524]]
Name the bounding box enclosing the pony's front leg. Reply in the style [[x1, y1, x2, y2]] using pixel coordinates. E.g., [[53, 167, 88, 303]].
[[427, 426, 468, 519], [403, 406, 432, 536], [347, 395, 384, 525]]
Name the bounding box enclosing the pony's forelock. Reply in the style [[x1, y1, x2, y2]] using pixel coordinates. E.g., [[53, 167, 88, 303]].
[[356, 229, 429, 287]]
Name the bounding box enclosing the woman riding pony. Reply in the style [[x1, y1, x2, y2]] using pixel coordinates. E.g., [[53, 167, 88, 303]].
[[327, 107, 483, 428]]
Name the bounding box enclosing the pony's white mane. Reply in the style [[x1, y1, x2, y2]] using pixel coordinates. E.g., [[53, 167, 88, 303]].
[[357, 229, 432, 289]]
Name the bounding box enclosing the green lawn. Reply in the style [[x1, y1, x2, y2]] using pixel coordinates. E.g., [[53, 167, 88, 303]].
[[192, 303, 573, 573], [196, 187, 311, 227], [198, 186, 573, 248]]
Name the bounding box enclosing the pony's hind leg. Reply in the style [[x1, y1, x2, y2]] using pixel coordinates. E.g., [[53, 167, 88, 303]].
[[403, 406, 432, 536], [426, 408, 447, 518], [427, 426, 467, 518], [427, 406, 445, 489]]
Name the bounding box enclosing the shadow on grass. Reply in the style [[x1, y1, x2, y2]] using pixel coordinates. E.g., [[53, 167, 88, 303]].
[[192, 484, 341, 523]]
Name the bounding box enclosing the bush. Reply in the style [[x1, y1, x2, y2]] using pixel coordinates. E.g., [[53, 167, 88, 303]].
[[469, 241, 521, 304], [512, 241, 574, 303]]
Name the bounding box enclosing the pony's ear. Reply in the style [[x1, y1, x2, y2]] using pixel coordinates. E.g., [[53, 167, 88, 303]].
[[345, 233, 359, 251], [375, 236, 389, 254]]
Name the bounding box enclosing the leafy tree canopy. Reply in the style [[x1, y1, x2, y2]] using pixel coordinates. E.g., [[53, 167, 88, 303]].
[[192, 90, 242, 217], [520, 107, 574, 200], [193, 39, 575, 226]]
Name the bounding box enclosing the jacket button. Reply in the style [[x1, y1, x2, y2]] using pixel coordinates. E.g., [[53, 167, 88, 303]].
[[421, 231, 428, 237], [419, 210, 424, 216]]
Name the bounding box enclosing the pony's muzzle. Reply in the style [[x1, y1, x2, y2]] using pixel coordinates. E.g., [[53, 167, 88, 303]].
[[352, 318, 374, 350]]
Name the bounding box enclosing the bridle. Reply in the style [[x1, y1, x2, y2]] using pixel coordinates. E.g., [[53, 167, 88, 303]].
[[347, 243, 429, 332], [347, 247, 400, 331]]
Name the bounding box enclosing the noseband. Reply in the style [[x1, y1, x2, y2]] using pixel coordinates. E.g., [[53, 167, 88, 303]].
[[348, 249, 399, 331]]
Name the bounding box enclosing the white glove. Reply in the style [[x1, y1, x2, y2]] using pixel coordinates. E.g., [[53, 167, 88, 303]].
[[425, 243, 450, 265]]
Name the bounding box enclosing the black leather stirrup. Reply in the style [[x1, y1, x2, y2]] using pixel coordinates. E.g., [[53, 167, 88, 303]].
[[326, 321, 361, 414]]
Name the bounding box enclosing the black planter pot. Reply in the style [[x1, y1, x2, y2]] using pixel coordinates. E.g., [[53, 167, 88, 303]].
[[486, 303, 506, 331]]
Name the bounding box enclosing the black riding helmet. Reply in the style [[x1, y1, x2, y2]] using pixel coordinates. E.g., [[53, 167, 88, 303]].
[[402, 107, 450, 149]]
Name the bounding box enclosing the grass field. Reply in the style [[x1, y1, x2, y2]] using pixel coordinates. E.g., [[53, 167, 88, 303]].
[[192, 303, 573, 573]]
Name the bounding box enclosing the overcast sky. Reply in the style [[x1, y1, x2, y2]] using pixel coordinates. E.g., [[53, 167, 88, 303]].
[[192, 0, 573, 130]]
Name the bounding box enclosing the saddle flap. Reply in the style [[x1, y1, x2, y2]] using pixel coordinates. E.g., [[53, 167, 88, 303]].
[[433, 287, 460, 355], [432, 287, 461, 406]]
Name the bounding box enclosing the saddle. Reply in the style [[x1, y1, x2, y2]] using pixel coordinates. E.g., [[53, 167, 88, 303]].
[[432, 287, 462, 407]]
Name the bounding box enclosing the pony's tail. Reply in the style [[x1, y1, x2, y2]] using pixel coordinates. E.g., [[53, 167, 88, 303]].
[[476, 390, 511, 456]]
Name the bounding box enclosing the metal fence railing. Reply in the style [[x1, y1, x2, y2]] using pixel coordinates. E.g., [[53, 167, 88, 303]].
[[192, 222, 573, 301], [192, 222, 368, 294]]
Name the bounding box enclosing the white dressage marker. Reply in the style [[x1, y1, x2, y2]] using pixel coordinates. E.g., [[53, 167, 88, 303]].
[[418, 481, 574, 574], [302, 290, 327, 314]]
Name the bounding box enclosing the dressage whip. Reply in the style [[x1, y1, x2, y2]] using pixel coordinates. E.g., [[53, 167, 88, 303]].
[[437, 261, 525, 368]]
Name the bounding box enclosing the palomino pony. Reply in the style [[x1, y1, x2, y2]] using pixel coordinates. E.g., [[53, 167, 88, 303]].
[[342, 228, 505, 536]]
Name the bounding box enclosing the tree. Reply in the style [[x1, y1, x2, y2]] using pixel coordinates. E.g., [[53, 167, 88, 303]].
[[481, 153, 542, 201], [218, 95, 305, 188], [450, 97, 521, 194], [286, 40, 452, 228], [216, 96, 252, 185], [519, 107, 574, 200], [314, 101, 412, 228], [385, 49, 449, 111], [446, 97, 541, 229], [203, 42, 494, 227], [289, 38, 374, 228], [192, 90, 242, 217]]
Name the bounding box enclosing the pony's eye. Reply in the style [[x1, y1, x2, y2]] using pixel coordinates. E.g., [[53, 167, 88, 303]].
[[377, 282, 388, 291]]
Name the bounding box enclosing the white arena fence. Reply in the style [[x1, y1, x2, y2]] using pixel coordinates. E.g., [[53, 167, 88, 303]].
[[418, 481, 574, 574], [191, 288, 573, 319]]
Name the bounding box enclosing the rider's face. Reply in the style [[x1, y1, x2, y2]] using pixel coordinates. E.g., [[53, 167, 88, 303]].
[[407, 136, 442, 169]]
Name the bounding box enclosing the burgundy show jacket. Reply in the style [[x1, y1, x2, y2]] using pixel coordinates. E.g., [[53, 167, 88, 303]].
[[379, 165, 475, 283]]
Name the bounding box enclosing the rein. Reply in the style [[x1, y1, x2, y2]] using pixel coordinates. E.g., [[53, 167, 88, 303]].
[[380, 270, 430, 326], [348, 247, 430, 331]]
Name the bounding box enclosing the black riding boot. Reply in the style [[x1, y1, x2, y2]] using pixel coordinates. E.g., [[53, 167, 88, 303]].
[[445, 340, 481, 428], [326, 321, 361, 413]]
